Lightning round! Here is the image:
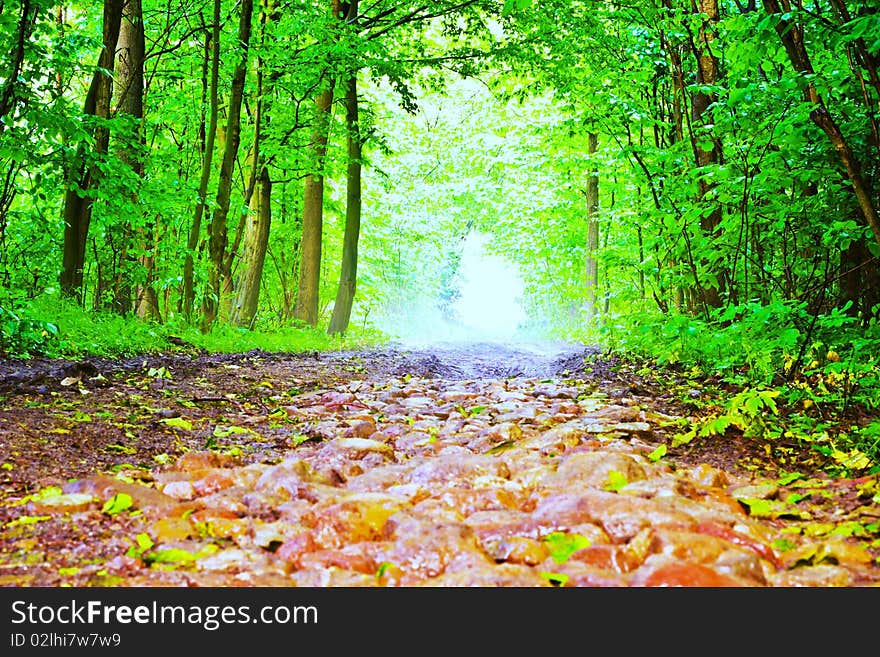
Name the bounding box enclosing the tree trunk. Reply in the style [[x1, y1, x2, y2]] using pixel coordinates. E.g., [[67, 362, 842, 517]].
[[690, 0, 724, 314], [293, 84, 334, 327], [229, 3, 272, 330], [839, 235, 880, 323], [0, 0, 38, 131], [761, 0, 880, 249], [201, 0, 253, 333], [183, 0, 221, 322], [112, 0, 158, 320], [230, 166, 272, 328], [328, 73, 363, 335], [584, 131, 599, 319], [660, 7, 688, 312], [659, 12, 685, 146], [293, 0, 347, 328], [59, 0, 124, 302]]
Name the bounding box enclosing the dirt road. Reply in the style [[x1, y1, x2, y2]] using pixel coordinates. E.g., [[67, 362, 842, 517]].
[[1, 342, 878, 586]]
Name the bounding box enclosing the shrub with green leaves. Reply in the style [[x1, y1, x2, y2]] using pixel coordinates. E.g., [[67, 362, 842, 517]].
[[0, 305, 59, 358]]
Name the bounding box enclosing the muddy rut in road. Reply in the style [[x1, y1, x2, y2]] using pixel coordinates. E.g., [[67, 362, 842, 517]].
[[1, 342, 878, 587]]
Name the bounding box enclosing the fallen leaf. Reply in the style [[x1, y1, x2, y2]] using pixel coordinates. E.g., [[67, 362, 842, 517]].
[[161, 417, 193, 431]]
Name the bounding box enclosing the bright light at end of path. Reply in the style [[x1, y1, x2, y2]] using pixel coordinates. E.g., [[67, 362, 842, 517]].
[[453, 232, 526, 339]]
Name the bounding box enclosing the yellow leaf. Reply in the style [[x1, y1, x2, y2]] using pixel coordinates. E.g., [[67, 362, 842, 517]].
[[831, 448, 870, 470], [161, 417, 193, 431]]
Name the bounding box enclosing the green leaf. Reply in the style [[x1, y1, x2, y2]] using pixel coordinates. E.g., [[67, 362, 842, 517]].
[[101, 492, 133, 515], [291, 434, 317, 447], [671, 428, 697, 447], [776, 472, 804, 485], [147, 366, 171, 379], [30, 486, 63, 501], [145, 547, 198, 564], [737, 497, 809, 519], [212, 425, 252, 438], [647, 444, 667, 462], [136, 533, 154, 551], [728, 86, 751, 105], [126, 532, 154, 559], [772, 538, 797, 552], [5, 514, 51, 528], [830, 448, 870, 471], [485, 440, 516, 455], [161, 417, 193, 431], [104, 443, 136, 455], [543, 531, 591, 564], [604, 470, 628, 492], [701, 414, 735, 436]]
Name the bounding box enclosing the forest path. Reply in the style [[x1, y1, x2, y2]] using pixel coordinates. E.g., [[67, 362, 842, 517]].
[[339, 339, 588, 379], [1, 342, 878, 586]]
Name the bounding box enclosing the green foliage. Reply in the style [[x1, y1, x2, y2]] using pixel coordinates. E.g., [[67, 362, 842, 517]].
[[180, 322, 356, 355], [0, 305, 59, 358], [601, 300, 880, 472], [673, 387, 781, 447], [602, 301, 803, 383], [9, 294, 382, 359]]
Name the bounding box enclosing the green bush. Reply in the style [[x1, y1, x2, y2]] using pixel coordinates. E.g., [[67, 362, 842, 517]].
[[0, 305, 59, 358]]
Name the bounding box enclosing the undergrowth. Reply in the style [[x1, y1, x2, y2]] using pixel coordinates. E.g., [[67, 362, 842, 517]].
[[597, 300, 880, 477], [0, 296, 385, 360]]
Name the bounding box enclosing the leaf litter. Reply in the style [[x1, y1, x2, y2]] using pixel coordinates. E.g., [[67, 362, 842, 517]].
[[0, 342, 878, 587]]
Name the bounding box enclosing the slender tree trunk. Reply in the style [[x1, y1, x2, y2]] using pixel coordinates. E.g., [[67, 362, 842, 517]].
[[111, 0, 158, 319], [660, 10, 688, 311], [59, 0, 124, 302], [690, 0, 724, 314], [584, 131, 600, 319], [183, 0, 220, 322], [659, 19, 685, 145], [328, 73, 363, 335], [201, 0, 253, 333], [293, 83, 334, 327], [293, 0, 346, 327], [219, 142, 258, 320], [230, 166, 272, 328], [761, 0, 880, 249], [229, 3, 272, 329], [0, 0, 38, 131]]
